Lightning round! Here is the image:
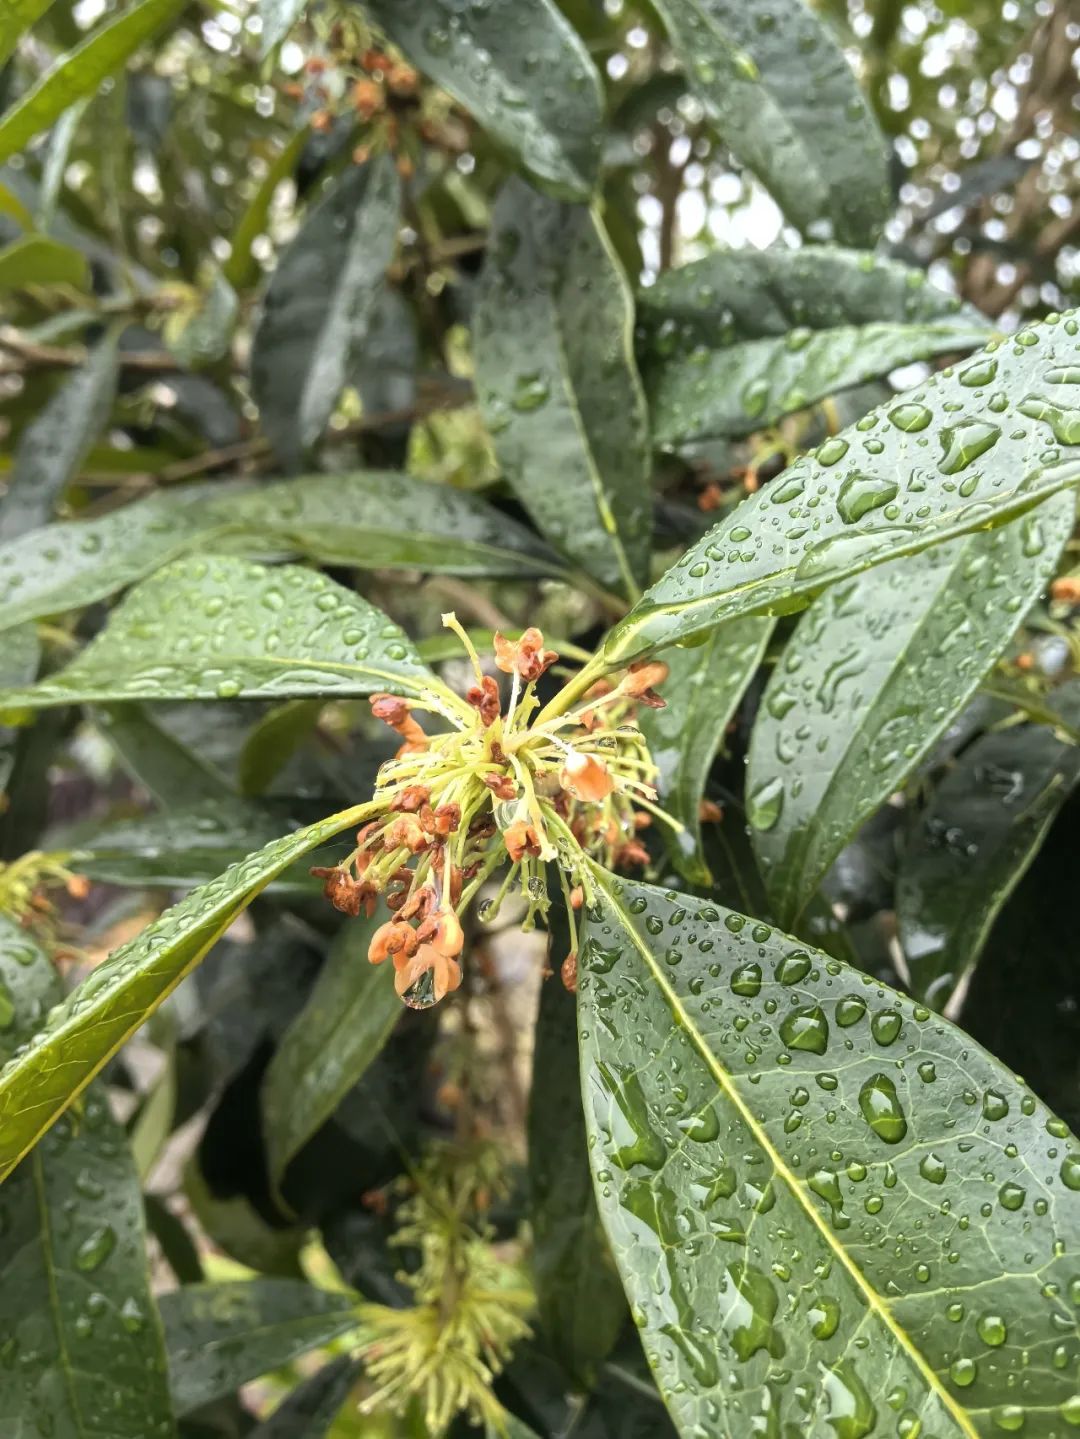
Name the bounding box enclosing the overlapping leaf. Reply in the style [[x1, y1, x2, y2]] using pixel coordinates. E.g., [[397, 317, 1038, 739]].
[[261, 918, 402, 1187], [746, 497, 1074, 927], [0, 798, 378, 1183], [0, 0, 186, 165], [0, 624, 37, 798], [251, 158, 401, 470], [0, 556, 431, 709], [639, 617, 772, 884], [0, 472, 563, 634], [0, 331, 119, 540], [0, 232, 88, 291], [162, 1281, 359, 1415], [579, 871, 1080, 1439], [0, 0, 59, 66], [0, 917, 176, 1438], [898, 711, 1080, 1011], [249, 1357, 362, 1437], [602, 313, 1080, 666], [474, 179, 651, 598], [357, 0, 602, 198], [638, 248, 991, 447], [649, 0, 889, 244]]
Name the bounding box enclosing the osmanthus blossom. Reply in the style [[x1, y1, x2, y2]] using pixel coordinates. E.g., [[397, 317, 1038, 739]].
[[311, 616, 673, 1007]]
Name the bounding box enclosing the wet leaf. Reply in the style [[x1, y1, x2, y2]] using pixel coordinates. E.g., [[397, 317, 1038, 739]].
[[0, 0, 59, 66], [639, 617, 772, 884], [603, 312, 1080, 665], [638, 248, 991, 447], [358, 0, 602, 197], [261, 917, 402, 1187], [0, 0, 186, 165], [251, 158, 400, 470], [898, 717, 1080, 1011], [0, 917, 176, 1439], [0, 556, 432, 709], [474, 179, 651, 598], [0, 232, 89, 292], [0, 624, 37, 800], [0, 472, 563, 634], [580, 871, 1080, 1439], [167, 269, 238, 369], [747, 498, 1073, 927], [0, 798, 379, 1183], [91, 703, 230, 807], [528, 901, 625, 1384], [237, 699, 322, 797], [0, 332, 119, 540], [248, 1356, 361, 1437], [162, 1281, 359, 1415], [649, 0, 888, 244]]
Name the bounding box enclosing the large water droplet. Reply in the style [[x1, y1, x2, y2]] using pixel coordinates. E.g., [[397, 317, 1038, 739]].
[[858, 1074, 908, 1144], [748, 777, 784, 831], [937, 419, 1001, 474], [836, 472, 899, 524]]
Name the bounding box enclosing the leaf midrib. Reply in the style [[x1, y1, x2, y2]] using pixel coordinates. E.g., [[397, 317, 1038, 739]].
[[592, 868, 980, 1439]]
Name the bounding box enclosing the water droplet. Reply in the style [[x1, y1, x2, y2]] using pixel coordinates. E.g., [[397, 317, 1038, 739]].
[[678, 1107, 720, 1143], [937, 419, 1001, 474], [836, 472, 899, 524], [748, 777, 784, 831], [990, 1405, 1025, 1432], [950, 1357, 977, 1386], [817, 437, 850, 466], [511, 373, 550, 412], [74, 1225, 116, 1273], [809, 1295, 840, 1340], [977, 1312, 1007, 1347], [888, 403, 932, 432], [1059, 1154, 1080, 1190], [919, 1153, 947, 1185], [870, 1009, 902, 1045], [775, 952, 812, 985], [983, 1090, 1009, 1121], [780, 1005, 829, 1055], [731, 963, 762, 997], [821, 1359, 877, 1439], [998, 1182, 1026, 1211], [836, 995, 867, 1027], [858, 1074, 908, 1144]]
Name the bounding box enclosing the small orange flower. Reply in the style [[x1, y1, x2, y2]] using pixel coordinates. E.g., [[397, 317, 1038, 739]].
[[698, 482, 723, 512], [699, 799, 723, 823], [560, 751, 614, 802], [466, 674, 500, 727], [310, 867, 375, 917], [482, 772, 517, 801], [368, 920, 419, 964], [394, 943, 462, 1003], [418, 907, 464, 957], [493, 628, 558, 683], [624, 660, 669, 709], [387, 63, 418, 96], [351, 77, 384, 119], [1051, 576, 1080, 604], [385, 814, 429, 854], [561, 950, 578, 993], [390, 785, 430, 813], [504, 820, 541, 863]]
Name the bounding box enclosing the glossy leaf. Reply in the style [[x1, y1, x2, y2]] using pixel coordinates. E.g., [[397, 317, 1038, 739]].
[[649, 0, 888, 244], [0, 556, 432, 709], [251, 158, 400, 470], [227, 472, 565, 579], [898, 716, 1080, 1010], [747, 498, 1073, 927], [222, 128, 307, 291], [579, 871, 1080, 1439], [92, 704, 228, 806], [0, 798, 378, 1184], [0, 331, 119, 540], [0, 624, 37, 799], [639, 617, 772, 884], [0, 917, 176, 1439], [638, 248, 991, 447], [248, 1357, 361, 1437], [602, 312, 1080, 666], [0, 0, 59, 66], [237, 699, 321, 796], [162, 1281, 359, 1415], [358, 0, 602, 198], [261, 917, 402, 1186], [167, 270, 238, 369], [0, 233, 88, 292], [0, 484, 231, 635], [474, 179, 651, 598], [0, 0, 186, 165], [528, 902, 625, 1384]]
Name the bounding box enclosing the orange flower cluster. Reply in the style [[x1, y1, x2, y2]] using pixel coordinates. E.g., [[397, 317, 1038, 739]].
[[310, 624, 670, 1007]]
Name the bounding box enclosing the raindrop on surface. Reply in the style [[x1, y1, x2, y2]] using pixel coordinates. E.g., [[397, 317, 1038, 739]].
[[858, 1074, 908, 1144]]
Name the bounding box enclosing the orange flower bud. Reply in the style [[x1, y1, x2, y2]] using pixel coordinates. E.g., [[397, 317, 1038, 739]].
[[493, 628, 558, 682], [504, 820, 541, 863], [391, 785, 430, 813], [569, 886, 583, 909], [1051, 576, 1080, 604], [466, 674, 500, 727], [351, 78, 383, 119], [698, 481, 723, 512], [561, 950, 578, 993], [560, 751, 614, 802], [418, 907, 464, 957], [368, 921, 418, 964], [699, 799, 723, 823], [385, 814, 429, 854], [625, 660, 669, 697], [371, 694, 410, 728]]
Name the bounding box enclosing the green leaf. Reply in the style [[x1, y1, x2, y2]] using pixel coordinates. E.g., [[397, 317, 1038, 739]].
[[167, 269, 238, 369], [0, 331, 119, 540], [222, 127, 307, 291], [258, 0, 305, 54], [897, 716, 1080, 1011], [0, 0, 186, 166], [162, 1281, 359, 1415], [251, 159, 401, 470], [0, 798, 378, 1184], [237, 699, 322, 797], [528, 903, 625, 1385], [0, 0, 59, 66], [603, 312, 1080, 665], [639, 617, 772, 884], [357, 0, 602, 198], [648, 0, 888, 244], [92, 703, 229, 807], [226, 472, 566, 579], [579, 871, 1080, 1439], [0, 232, 88, 292], [0, 472, 563, 635], [0, 176, 34, 229], [261, 918, 402, 1187], [474, 179, 652, 598], [0, 623, 37, 798], [747, 499, 1074, 927], [0, 556, 432, 709], [248, 1357, 361, 1438], [0, 484, 232, 634], [638, 248, 992, 447], [0, 917, 177, 1439]]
